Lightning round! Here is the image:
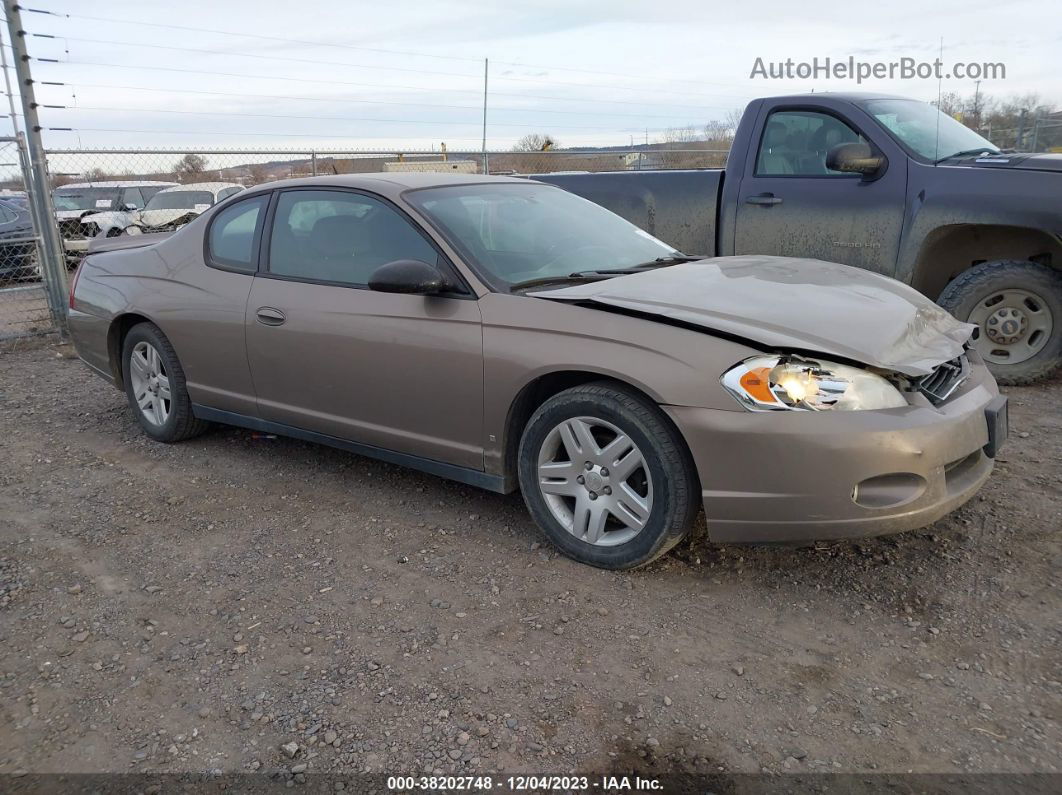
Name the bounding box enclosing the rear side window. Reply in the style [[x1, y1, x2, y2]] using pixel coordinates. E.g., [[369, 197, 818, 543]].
[[207, 195, 267, 272]]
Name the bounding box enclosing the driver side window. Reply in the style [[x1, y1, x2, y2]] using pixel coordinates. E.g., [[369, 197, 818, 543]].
[[267, 190, 441, 286], [756, 111, 866, 176]]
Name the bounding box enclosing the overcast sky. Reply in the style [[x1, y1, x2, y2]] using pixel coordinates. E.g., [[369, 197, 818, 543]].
[[8, 0, 1060, 153]]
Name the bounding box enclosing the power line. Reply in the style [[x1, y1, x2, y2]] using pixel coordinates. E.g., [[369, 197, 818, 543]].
[[33, 33, 746, 102], [56, 82, 720, 121], [43, 126, 523, 143], [50, 104, 679, 133], [39, 60, 746, 113], [34, 8, 749, 94]]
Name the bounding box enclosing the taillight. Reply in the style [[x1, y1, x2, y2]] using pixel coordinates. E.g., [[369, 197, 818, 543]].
[[68, 260, 82, 309]]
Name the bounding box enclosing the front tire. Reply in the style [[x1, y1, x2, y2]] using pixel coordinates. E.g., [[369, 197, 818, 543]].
[[121, 322, 209, 443], [938, 260, 1062, 385], [517, 382, 699, 569]]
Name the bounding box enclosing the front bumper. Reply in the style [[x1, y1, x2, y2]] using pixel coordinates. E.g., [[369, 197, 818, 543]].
[[664, 356, 1001, 543]]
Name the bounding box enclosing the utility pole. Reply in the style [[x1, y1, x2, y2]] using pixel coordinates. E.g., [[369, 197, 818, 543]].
[[1029, 111, 1041, 152], [481, 58, 488, 175], [972, 79, 982, 130], [1015, 108, 1028, 151], [4, 1, 69, 330]]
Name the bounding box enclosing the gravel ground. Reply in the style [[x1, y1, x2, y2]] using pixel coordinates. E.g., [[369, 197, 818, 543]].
[[0, 336, 1059, 780]]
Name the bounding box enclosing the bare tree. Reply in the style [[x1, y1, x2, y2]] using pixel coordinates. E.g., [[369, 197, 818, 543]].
[[174, 153, 208, 181], [513, 133, 558, 152], [83, 167, 111, 183], [248, 163, 271, 184]]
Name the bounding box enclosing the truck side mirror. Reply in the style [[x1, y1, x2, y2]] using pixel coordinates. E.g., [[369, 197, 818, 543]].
[[826, 143, 886, 178]]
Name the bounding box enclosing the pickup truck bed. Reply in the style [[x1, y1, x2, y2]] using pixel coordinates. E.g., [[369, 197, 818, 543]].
[[537, 170, 722, 258]]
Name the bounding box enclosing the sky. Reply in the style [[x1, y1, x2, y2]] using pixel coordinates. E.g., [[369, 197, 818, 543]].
[[4, 0, 1060, 155]]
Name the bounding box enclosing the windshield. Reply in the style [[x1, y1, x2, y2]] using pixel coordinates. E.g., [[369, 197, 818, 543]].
[[52, 187, 120, 212], [862, 98, 999, 160], [145, 190, 214, 211], [406, 182, 679, 290]]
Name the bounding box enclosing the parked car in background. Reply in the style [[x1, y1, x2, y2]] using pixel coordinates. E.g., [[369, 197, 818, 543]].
[[115, 182, 245, 235], [0, 198, 38, 284], [538, 92, 1062, 385], [68, 174, 1006, 569], [53, 181, 176, 260]]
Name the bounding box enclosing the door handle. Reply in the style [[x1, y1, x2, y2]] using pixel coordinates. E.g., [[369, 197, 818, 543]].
[[746, 193, 783, 206], [255, 307, 286, 326]]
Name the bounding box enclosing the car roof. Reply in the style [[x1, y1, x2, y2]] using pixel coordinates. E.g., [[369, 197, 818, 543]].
[[156, 182, 243, 194], [56, 180, 178, 189], [248, 172, 531, 197]]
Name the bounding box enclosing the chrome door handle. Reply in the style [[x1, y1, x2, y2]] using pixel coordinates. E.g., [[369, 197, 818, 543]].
[[746, 193, 783, 206], [256, 307, 286, 326]]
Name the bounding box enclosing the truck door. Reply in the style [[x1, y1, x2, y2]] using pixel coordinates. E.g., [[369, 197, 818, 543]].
[[732, 106, 906, 275]]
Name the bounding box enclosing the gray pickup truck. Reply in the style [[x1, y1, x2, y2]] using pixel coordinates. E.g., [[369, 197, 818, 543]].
[[539, 92, 1062, 385]]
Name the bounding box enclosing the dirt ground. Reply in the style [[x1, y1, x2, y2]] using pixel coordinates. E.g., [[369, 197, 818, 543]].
[[0, 335, 1058, 781]]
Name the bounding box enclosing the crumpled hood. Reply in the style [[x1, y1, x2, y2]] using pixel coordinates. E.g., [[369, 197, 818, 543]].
[[81, 210, 135, 227], [56, 209, 94, 221], [535, 255, 974, 377], [139, 208, 203, 228]]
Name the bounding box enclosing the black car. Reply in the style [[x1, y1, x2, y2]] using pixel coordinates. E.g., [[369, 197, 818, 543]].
[[0, 198, 37, 284]]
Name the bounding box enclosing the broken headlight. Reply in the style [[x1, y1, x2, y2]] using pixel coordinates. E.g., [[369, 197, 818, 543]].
[[721, 355, 907, 412]]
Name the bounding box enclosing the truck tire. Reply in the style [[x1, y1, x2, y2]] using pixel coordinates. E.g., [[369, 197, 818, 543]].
[[937, 260, 1062, 386]]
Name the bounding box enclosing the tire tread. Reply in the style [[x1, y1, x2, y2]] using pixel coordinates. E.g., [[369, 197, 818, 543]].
[[937, 260, 1062, 386]]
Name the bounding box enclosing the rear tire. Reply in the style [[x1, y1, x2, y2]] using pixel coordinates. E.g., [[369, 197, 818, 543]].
[[937, 260, 1062, 385], [121, 322, 209, 443], [517, 382, 700, 569]]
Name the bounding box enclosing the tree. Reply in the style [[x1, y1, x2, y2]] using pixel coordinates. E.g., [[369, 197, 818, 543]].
[[513, 133, 558, 152], [174, 153, 208, 180], [82, 167, 111, 183]]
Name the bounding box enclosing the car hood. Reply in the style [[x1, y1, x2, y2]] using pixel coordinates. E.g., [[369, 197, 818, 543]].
[[534, 256, 974, 377], [56, 209, 97, 221], [140, 208, 203, 227], [951, 152, 1062, 173], [81, 210, 134, 226]]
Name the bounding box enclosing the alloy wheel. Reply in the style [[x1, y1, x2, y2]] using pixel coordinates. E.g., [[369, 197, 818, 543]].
[[536, 416, 653, 547], [129, 341, 171, 426]]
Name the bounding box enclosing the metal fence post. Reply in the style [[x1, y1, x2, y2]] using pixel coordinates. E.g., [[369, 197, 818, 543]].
[[4, 0, 69, 334]]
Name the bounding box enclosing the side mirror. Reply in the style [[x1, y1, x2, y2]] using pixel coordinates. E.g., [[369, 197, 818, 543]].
[[368, 259, 448, 295], [122, 203, 139, 212], [826, 143, 886, 178]]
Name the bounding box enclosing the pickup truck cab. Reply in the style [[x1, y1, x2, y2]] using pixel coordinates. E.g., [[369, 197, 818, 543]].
[[540, 93, 1062, 384]]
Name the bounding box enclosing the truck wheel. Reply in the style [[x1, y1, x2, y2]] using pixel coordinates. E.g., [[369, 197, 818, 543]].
[[937, 260, 1062, 385], [517, 382, 700, 570]]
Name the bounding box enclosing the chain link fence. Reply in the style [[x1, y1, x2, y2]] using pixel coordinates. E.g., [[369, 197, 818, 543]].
[[0, 137, 56, 340], [43, 146, 729, 184]]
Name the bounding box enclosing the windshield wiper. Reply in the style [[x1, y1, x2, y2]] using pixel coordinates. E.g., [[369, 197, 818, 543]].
[[936, 147, 1002, 163], [511, 255, 703, 292], [509, 273, 611, 292], [571, 255, 703, 278]]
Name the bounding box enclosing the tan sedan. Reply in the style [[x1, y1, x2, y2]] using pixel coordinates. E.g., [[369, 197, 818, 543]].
[[68, 174, 1007, 569]]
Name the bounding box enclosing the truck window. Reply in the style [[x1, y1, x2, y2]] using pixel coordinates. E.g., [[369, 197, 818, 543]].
[[755, 111, 866, 176]]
